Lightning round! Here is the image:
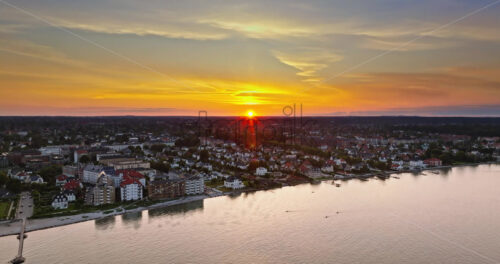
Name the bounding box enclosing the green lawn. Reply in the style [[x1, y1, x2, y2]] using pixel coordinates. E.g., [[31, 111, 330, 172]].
[[216, 186, 234, 193], [0, 201, 11, 219], [205, 179, 224, 188]]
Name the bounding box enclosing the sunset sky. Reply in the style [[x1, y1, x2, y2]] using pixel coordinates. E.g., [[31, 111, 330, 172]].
[[1, 0, 499, 116]]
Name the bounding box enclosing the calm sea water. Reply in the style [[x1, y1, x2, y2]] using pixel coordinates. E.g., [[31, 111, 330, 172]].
[[1, 164, 500, 264]]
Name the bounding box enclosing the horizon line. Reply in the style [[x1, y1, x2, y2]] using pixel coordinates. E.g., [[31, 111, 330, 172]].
[[1, 115, 500, 118]]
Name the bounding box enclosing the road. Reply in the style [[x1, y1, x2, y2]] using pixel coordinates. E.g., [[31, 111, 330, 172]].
[[15, 192, 33, 219]]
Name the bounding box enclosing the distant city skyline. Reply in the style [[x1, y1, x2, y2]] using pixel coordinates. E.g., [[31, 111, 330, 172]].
[[1, 0, 500, 116]]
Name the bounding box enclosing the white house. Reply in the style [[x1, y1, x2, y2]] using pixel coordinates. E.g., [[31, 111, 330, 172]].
[[51, 193, 69, 209], [224, 177, 245, 189], [334, 159, 347, 166], [120, 177, 143, 201], [391, 163, 404, 171], [63, 190, 76, 202], [28, 175, 44, 184], [202, 163, 213, 171], [409, 160, 425, 169], [393, 160, 404, 166], [8, 169, 30, 182], [255, 167, 268, 176]]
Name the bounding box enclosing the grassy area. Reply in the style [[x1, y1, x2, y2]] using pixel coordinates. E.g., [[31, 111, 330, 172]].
[[0, 201, 11, 219], [205, 178, 224, 188], [452, 162, 474, 166], [31, 198, 165, 219], [123, 199, 162, 210], [31, 202, 119, 219], [216, 187, 234, 193]]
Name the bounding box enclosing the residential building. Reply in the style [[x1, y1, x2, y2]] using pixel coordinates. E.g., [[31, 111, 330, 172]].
[[51, 193, 69, 209], [120, 177, 144, 201], [224, 177, 245, 189], [8, 169, 30, 182], [184, 175, 204, 195], [409, 160, 425, 169], [82, 165, 104, 184], [63, 190, 76, 202], [116, 169, 146, 187], [29, 175, 44, 184], [305, 168, 326, 179], [63, 179, 82, 191], [148, 179, 185, 200], [100, 158, 150, 170], [255, 167, 268, 176], [62, 165, 78, 178], [0, 154, 8, 168], [56, 175, 68, 186], [82, 165, 115, 184], [23, 155, 50, 170], [39, 146, 63, 156], [110, 173, 123, 188], [424, 158, 443, 167], [85, 175, 115, 206], [391, 163, 404, 171]]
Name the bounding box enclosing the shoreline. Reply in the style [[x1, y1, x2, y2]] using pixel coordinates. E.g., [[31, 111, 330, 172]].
[[1, 162, 497, 237], [0, 194, 209, 237]]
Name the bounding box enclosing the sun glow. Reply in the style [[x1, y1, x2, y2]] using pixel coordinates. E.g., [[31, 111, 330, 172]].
[[247, 110, 255, 118]]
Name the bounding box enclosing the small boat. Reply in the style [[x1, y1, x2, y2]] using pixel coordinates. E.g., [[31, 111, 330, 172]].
[[431, 170, 440, 174], [392, 176, 400, 179], [335, 183, 341, 187]]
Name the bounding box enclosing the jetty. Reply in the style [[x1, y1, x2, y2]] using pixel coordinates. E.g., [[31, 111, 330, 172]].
[[10, 218, 27, 264]]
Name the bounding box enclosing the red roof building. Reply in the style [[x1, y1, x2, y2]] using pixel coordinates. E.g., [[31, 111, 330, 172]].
[[56, 174, 68, 186], [120, 175, 143, 201], [116, 169, 145, 179], [63, 179, 82, 190]]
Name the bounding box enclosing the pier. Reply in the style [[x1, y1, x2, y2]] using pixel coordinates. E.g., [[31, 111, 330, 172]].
[[10, 218, 27, 264]]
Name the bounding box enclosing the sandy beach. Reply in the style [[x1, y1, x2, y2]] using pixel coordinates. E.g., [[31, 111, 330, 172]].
[[0, 194, 209, 237]]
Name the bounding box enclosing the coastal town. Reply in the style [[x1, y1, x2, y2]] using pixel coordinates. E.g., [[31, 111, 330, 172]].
[[0, 116, 499, 223]]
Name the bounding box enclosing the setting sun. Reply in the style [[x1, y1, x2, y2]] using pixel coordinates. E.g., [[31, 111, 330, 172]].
[[247, 111, 255, 118]]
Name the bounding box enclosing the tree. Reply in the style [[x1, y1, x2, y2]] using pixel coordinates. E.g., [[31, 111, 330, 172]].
[[6, 180, 22, 193], [151, 160, 170, 173], [115, 134, 129, 143], [79, 155, 90, 164], [175, 136, 200, 147], [455, 151, 467, 162], [200, 149, 209, 162], [438, 153, 452, 165], [38, 165, 62, 185], [0, 170, 7, 182], [248, 160, 259, 172], [150, 144, 166, 153]]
